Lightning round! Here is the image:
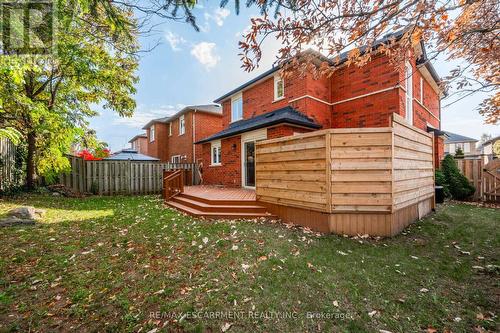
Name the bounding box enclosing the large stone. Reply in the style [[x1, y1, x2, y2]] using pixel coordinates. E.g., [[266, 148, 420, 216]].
[[6, 206, 45, 220], [0, 216, 36, 227]]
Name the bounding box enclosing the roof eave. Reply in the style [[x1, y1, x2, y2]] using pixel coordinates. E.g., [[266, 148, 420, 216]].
[[195, 119, 320, 144]]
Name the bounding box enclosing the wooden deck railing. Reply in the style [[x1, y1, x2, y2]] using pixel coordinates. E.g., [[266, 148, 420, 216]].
[[163, 169, 184, 200]]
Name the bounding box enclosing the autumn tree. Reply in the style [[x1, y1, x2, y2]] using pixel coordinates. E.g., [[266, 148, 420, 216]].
[[0, 0, 138, 187], [237, 0, 499, 124]]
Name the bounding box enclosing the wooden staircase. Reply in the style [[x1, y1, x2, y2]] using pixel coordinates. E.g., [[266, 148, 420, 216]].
[[164, 186, 275, 219]]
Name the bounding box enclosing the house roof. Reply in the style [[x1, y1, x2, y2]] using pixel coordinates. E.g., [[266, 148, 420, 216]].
[[128, 133, 147, 143], [426, 126, 447, 137], [478, 135, 500, 147], [104, 148, 160, 161], [195, 106, 321, 144], [214, 29, 441, 103], [142, 104, 221, 129], [443, 131, 478, 143]]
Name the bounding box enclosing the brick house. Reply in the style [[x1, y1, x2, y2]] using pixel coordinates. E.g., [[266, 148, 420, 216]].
[[196, 32, 445, 188], [141, 104, 223, 162], [128, 134, 148, 155]]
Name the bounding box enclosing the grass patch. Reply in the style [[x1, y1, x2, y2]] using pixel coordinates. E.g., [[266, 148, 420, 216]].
[[0, 195, 498, 332]]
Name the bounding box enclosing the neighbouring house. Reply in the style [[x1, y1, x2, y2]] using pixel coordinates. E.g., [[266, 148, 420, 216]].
[[478, 135, 500, 164], [128, 134, 148, 155], [105, 148, 159, 161], [141, 104, 223, 163], [196, 30, 445, 188], [443, 131, 479, 157]]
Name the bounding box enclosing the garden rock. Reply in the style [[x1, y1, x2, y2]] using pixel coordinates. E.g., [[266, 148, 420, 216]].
[[0, 216, 36, 227], [0, 206, 45, 227], [7, 206, 45, 219]]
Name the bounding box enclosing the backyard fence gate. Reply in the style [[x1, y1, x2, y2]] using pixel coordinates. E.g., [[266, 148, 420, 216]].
[[455, 158, 500, 202], [59, 155, 200, 195]]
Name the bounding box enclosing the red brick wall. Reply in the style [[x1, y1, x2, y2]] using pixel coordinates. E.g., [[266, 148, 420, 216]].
[[220, 71, 331, 129], [201, 136, 241, 187], [331, 52, 441, 133], [194, 112, 224, 163], [130, 137, 148, 155], [435, 136, 445, 169], [331, 53, 401, 128], [266, 125, 312, 139], [146, 123, 169, 161], [167, 113, 194, 163]]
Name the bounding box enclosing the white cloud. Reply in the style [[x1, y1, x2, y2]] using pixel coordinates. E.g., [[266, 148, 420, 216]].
[[164, 31, 186, 51], [190, 42, 220, 70], [211, 8, 230, 27], [201, 8, 230, 32], [113, 104, 184, 128]]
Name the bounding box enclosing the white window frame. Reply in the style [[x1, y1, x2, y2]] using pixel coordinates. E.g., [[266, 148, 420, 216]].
[[169, 122, 172, 136], [464, 142, 470, 153], [211, 140, 221, 166], [179, 115, 185, 136], [171, 155, 181, 163], [149, 125, 155, 142], [274, 75, 284, 101], [420, 77, 424, 103], [405, 61, 413, 125], [231, 93, 243, 122]]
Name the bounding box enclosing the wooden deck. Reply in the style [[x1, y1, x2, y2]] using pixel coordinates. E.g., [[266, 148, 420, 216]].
[[165, 186, 273, 219], [183, 185, 256, 202]]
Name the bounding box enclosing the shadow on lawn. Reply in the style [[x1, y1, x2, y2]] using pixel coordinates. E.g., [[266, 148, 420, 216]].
[[0, 196, 498, 332]]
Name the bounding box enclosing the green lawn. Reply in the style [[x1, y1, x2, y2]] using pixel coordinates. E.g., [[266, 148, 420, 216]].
[[0, 195, 498, 332]]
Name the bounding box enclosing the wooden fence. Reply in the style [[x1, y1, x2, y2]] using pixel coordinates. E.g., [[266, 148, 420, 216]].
[[255, 113, 435, 236], [256, 113, 434, 214], [456, 158, 500, 202], [455, 159, 483, 200], [0, 137, 19, 192], [59, 155, 200, 195]]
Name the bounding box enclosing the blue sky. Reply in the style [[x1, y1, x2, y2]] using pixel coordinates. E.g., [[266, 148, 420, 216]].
[[89, 1, 498, 151]]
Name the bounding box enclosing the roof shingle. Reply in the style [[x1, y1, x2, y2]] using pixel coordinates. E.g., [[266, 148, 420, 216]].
[[195, 106, 321, 144]]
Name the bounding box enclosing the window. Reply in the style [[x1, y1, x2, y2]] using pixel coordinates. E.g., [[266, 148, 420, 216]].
[[420, 77, 424, 103], [149, 125, 155, 142], [179, 115, 185, 135], [169, 122, 172, 136], [274, 75, 284, 101], [405, 61, 413, 124], [211, 141, 221, 165], [231, 93, 243, 122], [464, 142, 470, 153], [171, 155, 181, 163]]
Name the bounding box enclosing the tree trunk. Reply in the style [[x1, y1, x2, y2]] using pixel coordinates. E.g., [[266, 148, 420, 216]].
[[26, 131, 36, 189]]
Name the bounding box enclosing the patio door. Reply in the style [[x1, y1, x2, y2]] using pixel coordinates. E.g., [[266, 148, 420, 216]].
[[243, 141, 255, 188]]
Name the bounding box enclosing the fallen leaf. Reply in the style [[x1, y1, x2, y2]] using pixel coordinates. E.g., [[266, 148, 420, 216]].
[[221, 322, 232, 332]]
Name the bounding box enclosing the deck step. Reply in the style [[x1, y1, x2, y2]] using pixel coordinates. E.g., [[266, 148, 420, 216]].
[[180, 193, 258, 206], [171, 195, 268, 213], [166, 200, 275, 219]]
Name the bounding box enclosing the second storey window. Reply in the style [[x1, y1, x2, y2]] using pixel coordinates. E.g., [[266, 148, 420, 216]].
[[274, 75, 284, 100], [420, 77, 424, 103], [211, 141, 221, 165], [231, 93, 243, 122], [179, 115, 185, 135], [405, 61, 413, 125], [150, 125, 155, 142], [169, 122, 172, 136]]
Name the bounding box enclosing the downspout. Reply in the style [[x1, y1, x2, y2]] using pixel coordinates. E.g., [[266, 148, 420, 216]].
[[192, 110, 196, 163]]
